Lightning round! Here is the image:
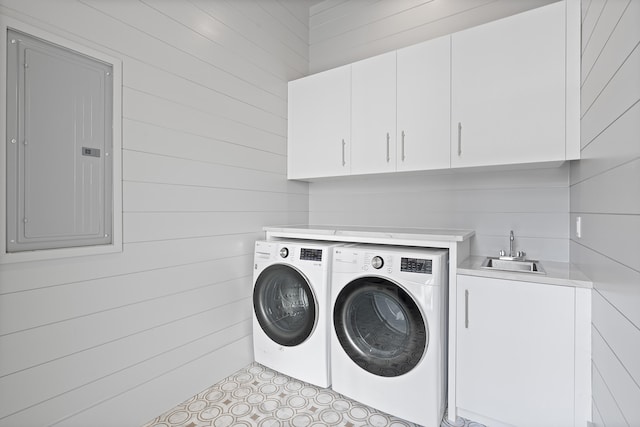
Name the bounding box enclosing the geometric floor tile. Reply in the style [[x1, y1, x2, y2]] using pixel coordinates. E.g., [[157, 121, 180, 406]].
[[142, 362, 484, 427]]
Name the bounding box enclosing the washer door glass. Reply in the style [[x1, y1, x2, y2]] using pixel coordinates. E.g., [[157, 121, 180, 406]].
[[253, 264, 316, 347], [333, 276, 428, 377]]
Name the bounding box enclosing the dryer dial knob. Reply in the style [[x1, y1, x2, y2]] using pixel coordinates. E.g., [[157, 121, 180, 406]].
[[371, 256, 384, 269], [279, 247, 289, 258]]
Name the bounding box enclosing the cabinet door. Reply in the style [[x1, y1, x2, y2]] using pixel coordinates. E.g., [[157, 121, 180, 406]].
[[397, 36, 450, 172], [351, 51, 396, 175], [287, 65, 351, 179], [456, 275, 574, 427], [451, 2, 566, 168]]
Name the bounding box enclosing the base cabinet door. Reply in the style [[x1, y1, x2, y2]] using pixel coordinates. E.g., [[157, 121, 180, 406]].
[[456, 275, 575, 427], [451, 2, 566, 168], [287, 64, 351, 179]]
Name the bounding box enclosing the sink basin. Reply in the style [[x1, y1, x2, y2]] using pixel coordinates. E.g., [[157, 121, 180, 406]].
[[481, 257, 546, 275]]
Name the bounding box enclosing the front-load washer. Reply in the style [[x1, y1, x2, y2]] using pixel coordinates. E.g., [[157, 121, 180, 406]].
[[252, 239, 341, 388], [330, 245, 448, 427]]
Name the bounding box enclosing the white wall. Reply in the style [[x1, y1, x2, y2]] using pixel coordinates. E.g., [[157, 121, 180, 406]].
[[310, 167, 570, 261], [307, 0, 570, 262], [571, 0, 640, 425], [0, 1, 309, 426], [310, 0, 558, 73]]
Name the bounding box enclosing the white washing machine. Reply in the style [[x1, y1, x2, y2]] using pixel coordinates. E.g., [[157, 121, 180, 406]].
[[330, 245, 448, 427], [252, 239, 341, 388]]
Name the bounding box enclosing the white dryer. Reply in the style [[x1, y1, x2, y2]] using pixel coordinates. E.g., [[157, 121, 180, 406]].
[[330, 245, 448, 427], [252, 239, 340, 388]]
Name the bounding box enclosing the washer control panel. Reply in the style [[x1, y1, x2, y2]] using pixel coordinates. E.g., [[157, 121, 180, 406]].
[[300, 248, 323, 261]]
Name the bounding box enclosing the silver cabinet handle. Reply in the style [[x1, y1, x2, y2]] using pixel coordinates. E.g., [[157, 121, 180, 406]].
[[401, 130, 405, 161], [464, 289, 469, 328], [341, 139, 346, 166], [457, 122, 462, 156], [386, 132, 390, 162]]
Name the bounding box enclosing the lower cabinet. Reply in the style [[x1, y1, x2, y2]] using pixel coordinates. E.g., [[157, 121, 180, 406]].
[[456, 275, 576, 427]]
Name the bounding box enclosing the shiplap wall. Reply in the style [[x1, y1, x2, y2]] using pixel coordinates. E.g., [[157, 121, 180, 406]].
[[571, 0, 640, 425], [307, 0, 570, 262], [310, 0, 559, 73], [0, 1, 308, 425]]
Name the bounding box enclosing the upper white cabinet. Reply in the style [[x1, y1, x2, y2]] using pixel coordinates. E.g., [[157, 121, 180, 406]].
[[397, 36, 451, 172], [351, 36, 451, 175], [351, 51, 397, 175], [287, 1, 579, 180], [451, 2, 567, 168], [306, 35, 452, 178], [456, 274, 576, 426], [287, 64, 351, 180]]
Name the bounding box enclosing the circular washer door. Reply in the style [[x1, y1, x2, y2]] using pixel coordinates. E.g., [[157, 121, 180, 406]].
[[333, 276, 428, 377], [253, 264, 317, 347]]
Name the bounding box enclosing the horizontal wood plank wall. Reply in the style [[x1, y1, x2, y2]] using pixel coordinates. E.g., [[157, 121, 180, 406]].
[[307, 0, 570, 262], [572, 0, 640, 425], [310, 167, 570, 261], [0, 0, 309, 425], [309, 0, 559, 73]]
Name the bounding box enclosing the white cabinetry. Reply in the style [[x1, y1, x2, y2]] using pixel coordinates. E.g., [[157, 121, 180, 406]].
[[351, 51, 396, 175], [456, 274, 575, 426], [350, 35, 451, 175], [397, 36, 450, 172], [451, 2, 567, 168], [287, 1, 579, 179], [287, 64, 351, 180], [289, 36, 450, 180]]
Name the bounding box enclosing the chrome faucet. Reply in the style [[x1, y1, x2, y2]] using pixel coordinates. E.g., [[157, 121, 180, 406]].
[[499, 230, 526, 260], [509, 230, 515, 257]]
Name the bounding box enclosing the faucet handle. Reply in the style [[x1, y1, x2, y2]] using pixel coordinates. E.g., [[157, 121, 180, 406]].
[[517, 251, 526, 258], [499, 249, 506, 257]]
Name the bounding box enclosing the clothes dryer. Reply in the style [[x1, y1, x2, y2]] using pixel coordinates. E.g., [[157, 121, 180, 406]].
[[330, 245, 448, 427], [253, 239, 340, 388]]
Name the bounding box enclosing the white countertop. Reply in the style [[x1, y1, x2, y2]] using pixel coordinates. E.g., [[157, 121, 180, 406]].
[[263, 225, 475, 246], [457, 256, 593, 288]]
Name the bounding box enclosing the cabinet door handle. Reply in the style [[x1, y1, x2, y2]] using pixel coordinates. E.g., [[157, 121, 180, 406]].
[[341, 139, 346, 166], [386, 132, 390, 162], [457, 122, 462, 156], [401, 130, 406, 161], [464, 289, 469, 328]]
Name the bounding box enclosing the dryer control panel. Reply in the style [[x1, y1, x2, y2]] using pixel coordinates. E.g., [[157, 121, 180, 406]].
[[401, 257, 433, 274]]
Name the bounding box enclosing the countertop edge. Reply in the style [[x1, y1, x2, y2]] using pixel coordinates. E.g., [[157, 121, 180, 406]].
[[457, 256, 593, 289], [263, 225, 475, 243]]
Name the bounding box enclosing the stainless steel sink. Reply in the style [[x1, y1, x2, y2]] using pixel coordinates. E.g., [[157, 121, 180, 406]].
[[481, 257, 546, 275]]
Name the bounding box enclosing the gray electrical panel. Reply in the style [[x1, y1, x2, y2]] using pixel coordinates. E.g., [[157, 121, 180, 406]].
[[6, 29, 113, 252]]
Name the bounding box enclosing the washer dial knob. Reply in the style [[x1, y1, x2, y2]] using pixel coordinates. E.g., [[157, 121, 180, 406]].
[[279, 247, 289, 258], [371, 256, 384, 269]]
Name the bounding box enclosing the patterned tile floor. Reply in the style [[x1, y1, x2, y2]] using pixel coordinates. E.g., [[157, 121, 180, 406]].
[[142, 363, 484, 427]]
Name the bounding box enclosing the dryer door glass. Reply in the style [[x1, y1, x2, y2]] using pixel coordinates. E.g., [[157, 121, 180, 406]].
[[333, 276, 428, 377], [254, 264, 317, 347]]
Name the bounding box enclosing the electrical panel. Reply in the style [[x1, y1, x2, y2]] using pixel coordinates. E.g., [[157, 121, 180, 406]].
[[6, 29, 113, 252]]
